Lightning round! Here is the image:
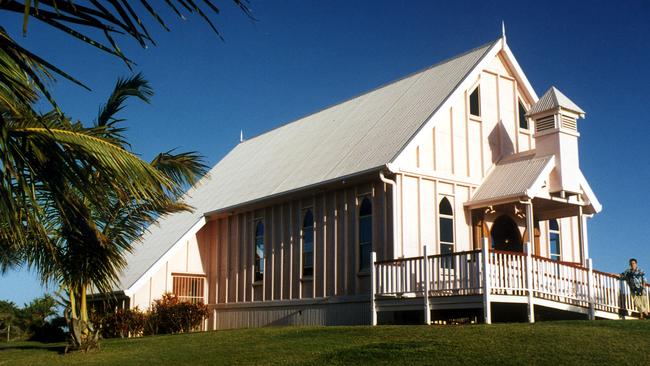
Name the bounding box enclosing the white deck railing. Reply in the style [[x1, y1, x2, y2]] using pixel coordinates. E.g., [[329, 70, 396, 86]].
[[371, 243, 650, 325]]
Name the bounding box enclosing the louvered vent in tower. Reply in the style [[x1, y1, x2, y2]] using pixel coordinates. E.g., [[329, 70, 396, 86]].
[[535, 115, 555, 133], [561, 115, 577, 131]]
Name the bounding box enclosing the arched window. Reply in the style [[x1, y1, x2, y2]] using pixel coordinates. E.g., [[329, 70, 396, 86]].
[[359, 197, 372, 272], [549, 219, 561, 261], [439, 197, 455, 268], [302, 210, 314, 277], [254, 221, 264, 282]]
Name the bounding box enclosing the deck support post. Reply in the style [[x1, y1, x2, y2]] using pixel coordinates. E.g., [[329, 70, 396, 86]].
[[371, 251, 377, 326], [523, 200, 536, 323], [525, 241, 535, 323], [423, 245, 431, 325], [587, 258, 595, 320], [577, 207, 588, 266], [481, 238, 492, 324]]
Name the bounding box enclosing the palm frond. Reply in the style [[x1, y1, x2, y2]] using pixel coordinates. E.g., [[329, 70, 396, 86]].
[[0, 1, 255, 111], [96, 72, 153, 148], [150, 150, 208, 192]]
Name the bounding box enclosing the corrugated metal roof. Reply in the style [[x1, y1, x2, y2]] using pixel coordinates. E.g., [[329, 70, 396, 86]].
[[115, 39, 499, 291], [469, 154, 554, 204], [528, 86, 585, 116]]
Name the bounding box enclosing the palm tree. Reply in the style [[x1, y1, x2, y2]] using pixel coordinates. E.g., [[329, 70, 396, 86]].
[[18, 74, 208, 350], [0, 1, 253, 112], [0, 98, 188, 270]]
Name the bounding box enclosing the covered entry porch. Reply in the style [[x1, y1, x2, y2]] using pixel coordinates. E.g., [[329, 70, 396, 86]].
[[370, 151, 622, 324]]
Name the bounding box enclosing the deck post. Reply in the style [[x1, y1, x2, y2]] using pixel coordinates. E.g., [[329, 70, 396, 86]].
[[481, 238, 491, 324], [587, 258, 595, 320], [423, 245, 431, 325], [525, 241, 535, 323], [371, 251, 377, 326]]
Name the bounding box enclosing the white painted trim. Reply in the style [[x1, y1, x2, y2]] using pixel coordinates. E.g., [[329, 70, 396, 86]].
[[525, 156, 557, 198], [125, 216, 207, 296], [501, 42, 539, 102], [579, 171, 602, 213]]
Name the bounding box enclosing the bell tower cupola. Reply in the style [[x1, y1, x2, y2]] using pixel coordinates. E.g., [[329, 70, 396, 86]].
[[529, 87, 585, 195]]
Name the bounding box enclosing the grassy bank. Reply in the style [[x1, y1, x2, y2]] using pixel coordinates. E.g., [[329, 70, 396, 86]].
[[1, 320, 648, 365]]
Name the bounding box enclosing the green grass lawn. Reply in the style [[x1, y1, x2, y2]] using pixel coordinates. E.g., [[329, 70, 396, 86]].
[[1, 321, 648, 365]]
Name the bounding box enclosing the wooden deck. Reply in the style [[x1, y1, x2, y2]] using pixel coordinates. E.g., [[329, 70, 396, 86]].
[[370, 242, 649, 324]]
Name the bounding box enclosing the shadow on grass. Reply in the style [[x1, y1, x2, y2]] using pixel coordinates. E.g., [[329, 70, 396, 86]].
[[307, 341, 431, 365], [0, 343, 66, 354]]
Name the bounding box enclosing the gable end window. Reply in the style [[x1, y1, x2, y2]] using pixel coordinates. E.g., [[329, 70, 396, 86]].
[[358, 197, 372, 272], [469, 86, 481, 117], [549, 219, 561, 261], [519, 100, 529, 129], [301, 210, 314, 277], [172, 275, 205, 304], [254, 221, 265, 282]]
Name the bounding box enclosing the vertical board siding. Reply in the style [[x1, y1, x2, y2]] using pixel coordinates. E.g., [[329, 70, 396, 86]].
[[336, 190, 346, 296], [326, 192, 337, 297], [316, 194, 326, 298], [273, 205, 282, 300], [282, 204, 291, 300], [291, 201, 301, 299], [205, 179, 391, 307], [346, 189, 356, 295]]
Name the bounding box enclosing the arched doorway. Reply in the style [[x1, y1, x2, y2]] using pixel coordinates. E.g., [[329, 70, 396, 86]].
[[491, 215, 523, 252]]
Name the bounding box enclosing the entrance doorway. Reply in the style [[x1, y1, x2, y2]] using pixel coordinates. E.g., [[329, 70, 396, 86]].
[[491, 215, 523, 252]]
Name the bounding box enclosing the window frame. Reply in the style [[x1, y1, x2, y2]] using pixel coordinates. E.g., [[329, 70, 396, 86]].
[[438, 196, 455, 269], [172, 274, 206, 304], [358, 196, 373, 274], [253, 219, 265, 283], [549, 219, 561, 261], [300, 208, 314, 279], [518, 98, 530, 130], [469, 86, 481, 118]]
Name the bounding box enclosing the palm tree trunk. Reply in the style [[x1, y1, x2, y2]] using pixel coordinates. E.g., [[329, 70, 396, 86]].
[[69, 284, 78, 320], [80, 285, 88, 323]]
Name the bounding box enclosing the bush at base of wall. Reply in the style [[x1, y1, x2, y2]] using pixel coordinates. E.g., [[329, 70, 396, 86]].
[[93, 293, 209, 338]]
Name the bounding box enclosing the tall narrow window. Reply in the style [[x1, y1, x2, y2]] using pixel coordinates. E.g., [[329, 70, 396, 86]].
[[359, 197, 372, 272], [549, 219, 561, 261], [519, 100, 529, 129], [439, 197, 454, 268], [469, 86, 481, 117], [254, 221, 264, 282], [302, 210, 314, 277]]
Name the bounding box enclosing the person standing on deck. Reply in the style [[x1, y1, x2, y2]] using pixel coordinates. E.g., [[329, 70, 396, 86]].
[[620, 258, 649, 319]]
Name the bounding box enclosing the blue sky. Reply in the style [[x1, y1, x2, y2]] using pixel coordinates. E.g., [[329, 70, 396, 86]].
[[1, 0, 649, 305]]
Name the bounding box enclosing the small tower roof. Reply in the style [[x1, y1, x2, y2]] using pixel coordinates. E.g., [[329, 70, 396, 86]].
[[528, 86, 585, 117]]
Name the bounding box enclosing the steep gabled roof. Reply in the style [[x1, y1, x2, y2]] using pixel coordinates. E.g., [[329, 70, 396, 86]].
[[116, 39, 500, 292], [528, 86, 585, 116]]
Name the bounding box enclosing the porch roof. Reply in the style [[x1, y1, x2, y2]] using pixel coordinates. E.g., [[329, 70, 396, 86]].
[[468, 153, 554, 207], [465, 152, 601, 215]]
